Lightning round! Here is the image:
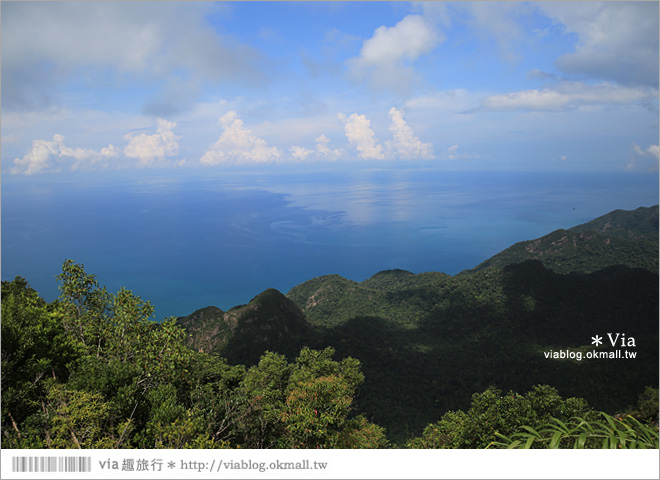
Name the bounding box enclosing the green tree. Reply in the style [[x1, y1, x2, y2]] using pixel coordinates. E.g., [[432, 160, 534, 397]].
[[408, 385, 598, 449], [40, 382, 115, 449], [1, 276, 83, 442], [231, 347, 386, 448], [57, 259, 111, 354], [280, 375, 353, 448], [235, 351, 291, 448]]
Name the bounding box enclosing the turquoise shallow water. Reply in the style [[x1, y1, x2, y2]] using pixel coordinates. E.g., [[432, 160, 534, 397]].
[[2, 168, 657, 319]]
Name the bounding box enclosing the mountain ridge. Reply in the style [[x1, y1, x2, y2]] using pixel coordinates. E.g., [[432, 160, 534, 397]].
[[176, 204, 659, 441], [468, 205, 658, 274]]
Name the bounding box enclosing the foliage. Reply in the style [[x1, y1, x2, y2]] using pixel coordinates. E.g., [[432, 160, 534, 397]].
[[56, 259, 111, 351], [491, 412, 659, 449], [1, 276, 84, 428], [231, 347, 386, 449], [407, 385, 599, 449], [2, 247, 657, 448], [1, 264, 385, 449], [627, 386, 659, 425], [40, 383, 116, 449]]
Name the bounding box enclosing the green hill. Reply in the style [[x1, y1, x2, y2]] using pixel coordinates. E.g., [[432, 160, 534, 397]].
[[571, 205, 659, 240], [176, 205, 659, 443], [469, 205, 658, 274], [178, 288, 313, 365]]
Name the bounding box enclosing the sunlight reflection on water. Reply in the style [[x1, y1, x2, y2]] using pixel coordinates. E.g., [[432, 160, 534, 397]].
[[2, 168, 657, 318]]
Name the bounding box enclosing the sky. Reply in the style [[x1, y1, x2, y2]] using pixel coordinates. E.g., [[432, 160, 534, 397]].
[[1, 1, 659, 176]]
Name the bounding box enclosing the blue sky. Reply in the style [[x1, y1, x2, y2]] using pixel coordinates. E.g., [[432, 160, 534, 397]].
[[2, 1, 659, 176]]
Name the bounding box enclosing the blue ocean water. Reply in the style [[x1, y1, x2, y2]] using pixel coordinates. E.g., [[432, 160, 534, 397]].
[[2, 168, 658, 320]]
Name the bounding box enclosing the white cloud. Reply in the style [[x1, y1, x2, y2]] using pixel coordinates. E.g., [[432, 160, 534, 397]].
[[2, 2, 266, 112], [11, 134, 119, 175], [289, 145, 314, 162], [288, 134, 344, 163], [444, 144, 481, 161], [314, 134, 343, 161], [338, 113, 385, 160], [538, 1, 659, 87], [201, 111, 281, 165], [447, 145, 460, 160], [476, 82, 657, 112], [123, 118, 180, 166], [347, 14, 440, 94], [385, 107, 434, 160], [628, 143, 660, 171]]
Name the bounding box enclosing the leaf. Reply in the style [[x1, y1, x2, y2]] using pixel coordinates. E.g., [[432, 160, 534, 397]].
[[601, 412, 617, 430], [608, 435, 619, 449], [520, 425, 542, 438], [575, 432, 588, 449], [507, 440, 522, 449], [573, 416, 594, 434], [524, 435, 536, 449], [550, 417, 571, 434], [549, 431, 563, 449]]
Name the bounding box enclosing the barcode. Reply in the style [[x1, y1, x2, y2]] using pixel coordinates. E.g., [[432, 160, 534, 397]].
[[12, 456, 92, 473]]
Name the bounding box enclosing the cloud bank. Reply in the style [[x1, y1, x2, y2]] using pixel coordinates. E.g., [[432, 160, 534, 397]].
[[10, 107, 441, 173], [11, 117, 180, 174], [11, 134, 119, 175], [539, 1, 659, 88], [476, 82, 657, 112], [1, 2, 267, 113]]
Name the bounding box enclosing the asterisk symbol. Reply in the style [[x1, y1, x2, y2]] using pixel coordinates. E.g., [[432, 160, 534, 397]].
[[168, 462, 176, 470], [591, 335, 602, 346]]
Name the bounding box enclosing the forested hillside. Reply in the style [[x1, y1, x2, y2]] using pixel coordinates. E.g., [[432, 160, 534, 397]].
[[178, 261, 658, 441], [469, 205, 658, 274], [174, 205, 659, 442], [2, 205, 658, 448]]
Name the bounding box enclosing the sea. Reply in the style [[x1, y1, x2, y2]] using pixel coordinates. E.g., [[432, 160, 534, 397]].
[[2, 167, 658, 320]]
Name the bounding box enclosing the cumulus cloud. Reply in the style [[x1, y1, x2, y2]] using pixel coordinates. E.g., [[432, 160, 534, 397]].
[[11, 134, 119, 175], [385, 107, 434, 160], [288, 135, 344, 163], [289, 145, 314, 162], [337, 109, 437, 161], [337, 113, 385, 160], [347, 14, 440, 94], [627, 143, 660, 171], [201, 111, 281, 165], [475, 82, 657, 112], [314, 135, 343, 161], [124, 118, 180, 166], [538, 1, 659, 87]]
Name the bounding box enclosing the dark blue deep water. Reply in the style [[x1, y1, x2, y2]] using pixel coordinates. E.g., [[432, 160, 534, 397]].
[[2, 168, 658, 319]]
